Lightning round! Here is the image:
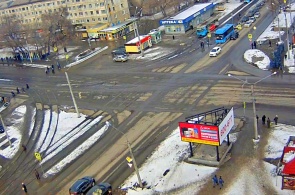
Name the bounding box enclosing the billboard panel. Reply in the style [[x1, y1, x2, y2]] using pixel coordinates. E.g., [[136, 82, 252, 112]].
[[179, 122, 219, 146], [218, 107, 234, 145]]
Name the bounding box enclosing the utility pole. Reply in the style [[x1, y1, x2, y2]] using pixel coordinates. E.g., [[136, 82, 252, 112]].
[[0, 115, 12, 146], [251, 85, 258, 141], [134, 21, 144, 57], [106, 121, 143, 188], [285, 12, 291, 59], [65, 72, 80, 118], [277, 18, 282, 42]]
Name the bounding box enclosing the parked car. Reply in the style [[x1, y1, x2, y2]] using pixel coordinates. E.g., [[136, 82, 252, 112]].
[[113, 55, 128, 62], [0, 124, 4, 134], [69, 176, 95, 195], [86, 183, 112, 195], [249, 17, 256, 23], [240, 16, 249, 24], [244, 21, 252, 28], [254, 12, 260, 18], [0, 102, 10, 113], [112, 46, 127, 56], [209, 47, 221, 57], [230, 31, 239, 40]]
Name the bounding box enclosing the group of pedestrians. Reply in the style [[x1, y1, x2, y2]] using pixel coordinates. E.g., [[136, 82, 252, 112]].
[[11, 84, 29, 97], [21, 169, 41, 193], [257, 114, 279, 128], [45, 63, 61, 74], [212, 175, 224, 189]]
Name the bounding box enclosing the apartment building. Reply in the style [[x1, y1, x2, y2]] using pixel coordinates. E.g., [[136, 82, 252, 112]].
[[0, 0, 130, 28]]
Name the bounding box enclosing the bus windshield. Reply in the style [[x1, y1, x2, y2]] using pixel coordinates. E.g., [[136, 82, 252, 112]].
[[215, 34, 223, 40]]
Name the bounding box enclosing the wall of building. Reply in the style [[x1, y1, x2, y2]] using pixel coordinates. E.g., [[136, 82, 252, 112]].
[[0, 0, 130, 27]]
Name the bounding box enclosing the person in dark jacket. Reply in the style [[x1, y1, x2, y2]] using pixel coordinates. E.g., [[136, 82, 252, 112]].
[[212, 175, 218, 187], [219, 176, 224, 189], [262, 115, 266, 125], [274, 115, 278, 125], [22, 183, 27, 193]]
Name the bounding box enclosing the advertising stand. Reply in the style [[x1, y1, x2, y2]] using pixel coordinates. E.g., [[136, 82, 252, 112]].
[[179, 107, 234, 164]]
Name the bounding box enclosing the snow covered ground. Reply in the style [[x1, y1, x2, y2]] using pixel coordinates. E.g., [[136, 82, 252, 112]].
[[244, 49, 271, 70], [121, 123, 295, 195]]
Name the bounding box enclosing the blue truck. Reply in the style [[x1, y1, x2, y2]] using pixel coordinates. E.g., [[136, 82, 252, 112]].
[[196, 25, 208, 38]]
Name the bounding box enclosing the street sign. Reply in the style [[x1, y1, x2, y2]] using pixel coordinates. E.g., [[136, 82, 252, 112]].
[[79, 92, 82, 99], [65, 54, 69, 60], [284, 0, 286, 3], [126, 156, 133, 163], [123, 36, 126, 40], [34, 152, 42, 161], [207, 33, 211, 38], [243, 102, 246, 109], [248, 34, 252, 39], [53, 47, 58, 52]]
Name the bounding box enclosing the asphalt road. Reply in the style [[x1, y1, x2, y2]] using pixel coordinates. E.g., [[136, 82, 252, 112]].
[[1, 2, 295, 195]]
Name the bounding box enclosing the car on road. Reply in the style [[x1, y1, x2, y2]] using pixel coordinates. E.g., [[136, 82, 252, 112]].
[[0, 124, 4, 134], [209, 47, 221, 57], [113, 55, 128, 62], [249, 17, 256, 23], [230, 31, 239, 40], [241, 16, 249, 24], [0, 102, 10, 113], [244, 21, 252, 28], [86, 182, 112, 195], [69, 176, 95, 195], [254, 12, 260, 18], [112, 46, 127, 56], [150, 29, 159, 33]]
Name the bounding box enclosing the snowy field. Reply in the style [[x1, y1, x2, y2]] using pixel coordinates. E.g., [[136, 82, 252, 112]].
[[244, 49, 271, 70], [121, 123, 295, 195]]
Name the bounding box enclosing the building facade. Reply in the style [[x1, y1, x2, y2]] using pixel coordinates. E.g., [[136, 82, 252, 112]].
[[159, 3, 215, 34], [0, 0, 130, 28]]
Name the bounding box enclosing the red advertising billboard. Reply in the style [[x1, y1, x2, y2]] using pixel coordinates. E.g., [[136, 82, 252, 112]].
[[179, 122, 219, 146]]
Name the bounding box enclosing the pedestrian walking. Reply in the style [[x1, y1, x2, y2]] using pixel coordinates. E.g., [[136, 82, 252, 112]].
[[256, 115, 259, 124], [251, 42, 254, 49], [34, 169, 40, 180], [26, 84, 29, 89], [22, 183, 27, 193], [172, 35, 175, 40], [267, 117, 271, 128], [22, 144, 27, 152], [274, 115, 278, 125], [212, 175, 218, 188], [269, 39, 272, 47], [219, 176, 224, 189], [16, 87, 20, 94], [253, 41, 257, 49], [262, 115, 266, 125], [285, 54, 287, 59]]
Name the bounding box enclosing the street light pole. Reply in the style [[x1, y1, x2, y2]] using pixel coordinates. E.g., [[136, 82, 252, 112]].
[[277, 18, 282, 42], [106, 121, 143, 188], [134, 21, 144, 57], [65, 71, 80, 118], [228, 72, 277, 142], [284, 12, 291, 59]]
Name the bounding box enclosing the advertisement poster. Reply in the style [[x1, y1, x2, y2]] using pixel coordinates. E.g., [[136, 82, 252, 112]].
[[218, 107, 234, 145], [179, 122, 219, 146], [282, 176, 295, 190]]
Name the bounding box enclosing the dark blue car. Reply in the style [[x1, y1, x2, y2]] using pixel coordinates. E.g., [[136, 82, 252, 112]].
[[0, 124, 4, 134], [69, 176, 95, 195]]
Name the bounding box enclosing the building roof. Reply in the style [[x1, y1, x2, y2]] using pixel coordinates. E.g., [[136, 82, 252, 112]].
[[0, 0, 42, 10], [169, 3, 211, 20], [126, 35, 149, 44], [99, 18, 137, 32]]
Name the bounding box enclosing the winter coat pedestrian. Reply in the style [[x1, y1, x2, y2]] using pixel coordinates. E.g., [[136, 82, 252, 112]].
[[219, 176, 224, 189], [253, 41, 257, 49], [34, 169, 40, 180], [16, 87, 20, 94], [22, 183, 27, 193], [267, 117, 271, 128], [274, 115, 278, 125], [212, 175, 218, 187], [269, 40, 272, 47], [22, 144, 26, 152], [256, 115, 259, 124], [262, 115, 266, 125], [26, 84, 29, 89]]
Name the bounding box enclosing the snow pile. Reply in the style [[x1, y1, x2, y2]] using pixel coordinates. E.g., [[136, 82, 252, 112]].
[[122, 129, 217, 195], [284, 49, 295, 73], [244, 49, 270, 70], [0, 105, 26, 159], [265, 124, 295, 159]]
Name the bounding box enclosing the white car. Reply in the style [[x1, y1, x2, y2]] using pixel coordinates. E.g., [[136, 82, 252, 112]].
[[209, 47, 221, 57], [244, 21, 252, 28], [249, 17, 256, 23], [113, 55, 128, 62], [254, 12, 260, 18]]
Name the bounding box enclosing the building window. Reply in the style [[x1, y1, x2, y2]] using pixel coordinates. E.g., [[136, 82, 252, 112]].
[[122, 10, 125, 15], [96, 10, 99, 14], [22, 8, 25, 11], [57, 1, 60, 5], [85, 12, 88, 15], [87, 19, 89, 22], [39, 11, 42, 14], [76, 0, 80, 2], [114, 14, 117, 18], [103, 17, 107, 21], [73, 6, 76, 10], [92, 18, 95, 21], [101, 10, 106, 14], [90, 11, 93, 15], [68, 7, 71, 10], [89, 4, 92, 8], [113, 7, 115, 11], [95, 3, 99, 7], [79, 12, 83, 15], [121, 3, 124, 8], [74, 13, 77, 16], [97, 18, 101, 21], [100, 2, 104, 6]]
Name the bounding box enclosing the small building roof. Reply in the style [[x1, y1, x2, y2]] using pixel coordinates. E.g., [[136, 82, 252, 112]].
[[282, 147, 295, 175], [126, 35, 148, 44], [100, 18, 137, 32], [169, 3, 211, 20]]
